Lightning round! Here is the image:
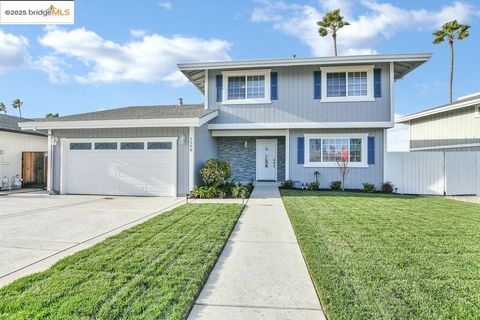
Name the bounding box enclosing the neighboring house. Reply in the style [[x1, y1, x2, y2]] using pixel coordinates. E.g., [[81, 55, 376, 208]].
[[20, 53, 431, 196], [0, 114, 48, 188], [397, 92, 480, 151]]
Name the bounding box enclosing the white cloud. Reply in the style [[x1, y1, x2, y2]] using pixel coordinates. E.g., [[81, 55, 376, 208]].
[[158, 1, 172, 10], [38, 26, 231, 84], [130, 29, 146, 38], [35, 55, 69, 83], [387, 114, 410, 152], [0, 29, 30, 74], [251, 0, 478, 56]]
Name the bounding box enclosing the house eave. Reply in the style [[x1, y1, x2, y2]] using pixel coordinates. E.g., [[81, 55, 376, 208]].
[[208, 121, 394, 130], [19, 110, 218, 130]]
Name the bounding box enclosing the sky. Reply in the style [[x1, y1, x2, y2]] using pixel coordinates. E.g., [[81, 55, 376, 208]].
[[0, 0, 479, 150]]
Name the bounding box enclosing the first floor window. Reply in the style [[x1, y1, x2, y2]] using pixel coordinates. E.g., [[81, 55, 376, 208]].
[[308, 137, 363, 163]]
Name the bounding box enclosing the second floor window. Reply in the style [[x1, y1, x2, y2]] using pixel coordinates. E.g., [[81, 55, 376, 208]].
[[321, 66, 374, 102], [222, 69, 271, 104]]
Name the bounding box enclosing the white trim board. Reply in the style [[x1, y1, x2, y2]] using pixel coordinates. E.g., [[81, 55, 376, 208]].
[[212, 129, 288, 137], [19, 111, 219, 130], [410, 143, 480, 151], [208, 121, 393, 130]]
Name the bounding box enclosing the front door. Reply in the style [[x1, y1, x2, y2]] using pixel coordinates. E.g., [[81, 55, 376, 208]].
[[256, 139, 277, 181]]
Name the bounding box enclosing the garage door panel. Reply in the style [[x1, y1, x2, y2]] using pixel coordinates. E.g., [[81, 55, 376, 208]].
[[64, 139, 176, 196]]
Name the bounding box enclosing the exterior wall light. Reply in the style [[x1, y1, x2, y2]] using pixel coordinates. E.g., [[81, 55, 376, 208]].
[[179, 134, 186, 144]]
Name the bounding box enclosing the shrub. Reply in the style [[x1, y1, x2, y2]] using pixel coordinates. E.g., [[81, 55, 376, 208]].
[[231, 184, 248, 198], [281, 180, 295, 189], [200, 159, 232, 187], [362, 183, 376, 193], [330, 180, 342, 191], [245, 181, 255, 194], [308, 181, 320, 190], [192, 186, 218, 198], [219, 179, 236, 196], [381, 181, 394, 194]]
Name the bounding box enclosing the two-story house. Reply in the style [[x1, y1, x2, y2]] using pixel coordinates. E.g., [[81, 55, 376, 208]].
[[19, 53, 431, 196]]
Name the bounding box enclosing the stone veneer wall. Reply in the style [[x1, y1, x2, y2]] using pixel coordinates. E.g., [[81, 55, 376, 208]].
[[216, 136, 285, 183]]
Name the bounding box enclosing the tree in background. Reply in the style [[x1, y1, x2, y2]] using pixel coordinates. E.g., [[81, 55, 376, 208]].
[[336, 147, 350, 191], [11, 99, 23, 117], [317, 9, 350, 56], [45, 113, 59, 118], [433, 20, 470, 103], [0, 103, 6, 114]]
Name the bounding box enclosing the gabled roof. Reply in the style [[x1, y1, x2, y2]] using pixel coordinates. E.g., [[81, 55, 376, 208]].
[[19, 104, 218, 130], [178, 53, 432, 92], [397, 93, 480, 123], [0, 114, 46, 136]]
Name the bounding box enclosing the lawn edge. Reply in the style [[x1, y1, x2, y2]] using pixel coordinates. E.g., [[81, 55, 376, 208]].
[[184, 202, 247, 319], [279, 189, 331, 320]]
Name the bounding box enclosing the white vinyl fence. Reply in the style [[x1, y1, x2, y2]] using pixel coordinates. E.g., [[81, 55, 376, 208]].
[[385, 152, 480, 196]]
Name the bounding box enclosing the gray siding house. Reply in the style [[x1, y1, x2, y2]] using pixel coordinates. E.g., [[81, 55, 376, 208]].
[[20, 53, 430, 196], [397, 93, 480, 151]]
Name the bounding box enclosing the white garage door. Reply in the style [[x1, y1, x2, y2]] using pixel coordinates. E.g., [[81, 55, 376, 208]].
[[62, 138, 177, 196]]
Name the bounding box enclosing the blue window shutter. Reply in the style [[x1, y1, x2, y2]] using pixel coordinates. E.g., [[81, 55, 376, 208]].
[[368, 136, 375, 165], [271, 72, 278, 100], [216, 75, 223, 102], [374, 69, 381, 98], [314, 71, 321, 99], [297, 137, 305, 164]]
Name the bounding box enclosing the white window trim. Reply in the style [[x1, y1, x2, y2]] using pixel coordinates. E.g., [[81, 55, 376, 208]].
[[320, 65, 375, 103], [303, 133, 369, 168], [222, 69, 271, 105]]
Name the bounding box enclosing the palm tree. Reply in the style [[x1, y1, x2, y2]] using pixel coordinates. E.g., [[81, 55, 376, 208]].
[[45, 113, 59, 118], [317, 9, 350, 56], [0, 102, 6, 114], [11, 99, 23, 117], [433, 20, 470, 103]]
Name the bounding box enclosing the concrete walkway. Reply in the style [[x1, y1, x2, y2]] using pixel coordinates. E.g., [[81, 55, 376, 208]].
[[188, 183, 326, 320]]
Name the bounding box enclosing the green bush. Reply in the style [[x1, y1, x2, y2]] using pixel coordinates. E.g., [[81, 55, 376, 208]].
[[308, 181, 320, 190], [219, 180, 236, 196], [281, 180, 295, 189], [192, 186, 218, 198], [330, 180, 342, 191], [231, 184, 248, 198], [245, 181, 255, 194], [381, 181, 394, 194], [362, 183, 376, 193], [200, 159, 232, 187]]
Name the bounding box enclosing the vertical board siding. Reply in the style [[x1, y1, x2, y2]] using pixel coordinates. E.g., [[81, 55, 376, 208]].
[[385, 151, 480, 195], [208, 63, 391, 124], [0, 132, 47, 187], [289, 128, 384, 189], [410, 105, 480, 149], [52, 127, 190, 196]]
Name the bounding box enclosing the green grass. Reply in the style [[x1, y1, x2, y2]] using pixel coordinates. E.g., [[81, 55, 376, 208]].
[[0, 203, 243, 320], [280, 190, 480, 320]]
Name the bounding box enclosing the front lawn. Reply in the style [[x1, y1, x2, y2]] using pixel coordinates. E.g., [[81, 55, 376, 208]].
[[281, 190, 480, 320], [0, 203, 243, 319]]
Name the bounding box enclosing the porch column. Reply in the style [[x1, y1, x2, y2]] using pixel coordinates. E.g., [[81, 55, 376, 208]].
[[285, 129, 290, 180], [47, 129, 53, 192], [188, 126, 195, 193]]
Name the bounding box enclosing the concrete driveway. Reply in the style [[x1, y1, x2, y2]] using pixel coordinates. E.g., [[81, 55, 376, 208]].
[[0, 191, 183, 287]]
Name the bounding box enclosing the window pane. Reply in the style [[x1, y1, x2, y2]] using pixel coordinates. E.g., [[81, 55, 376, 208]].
[[326, 72, 346, 97], [227, 76, 246, 100], [147, 142, 172, 150], [120, 142, 144, 150], [322, 139, 348, 162], [247, 75, 265, 99], [309, 139, 322, 162], [95, 142, 117, 150], [349, 138, 362, 162], [348, 72, 368, 96], [70, 143, 91, 150]]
